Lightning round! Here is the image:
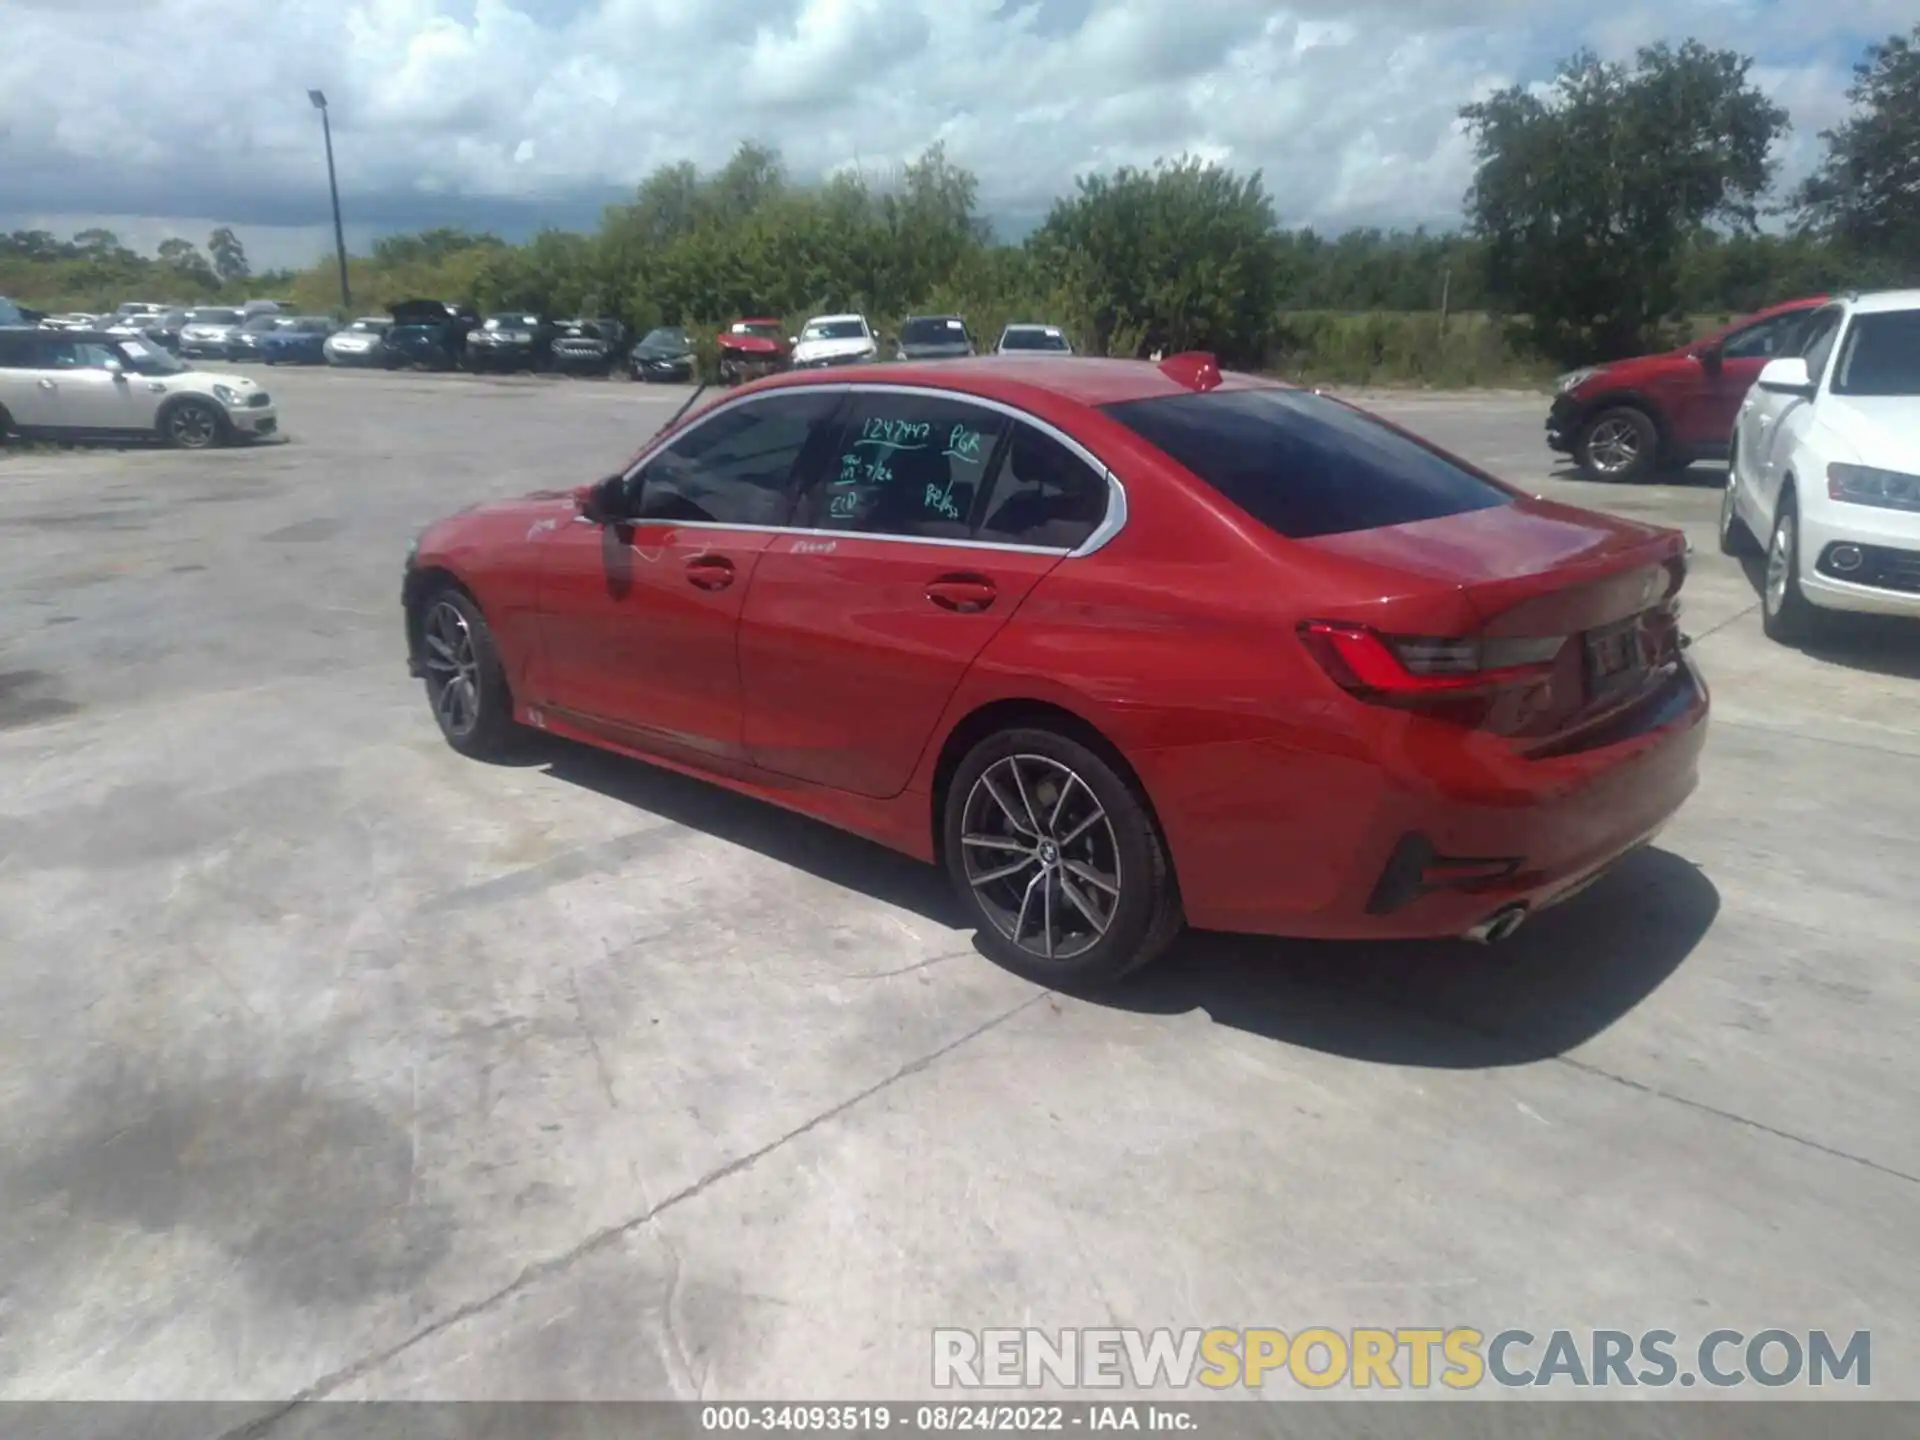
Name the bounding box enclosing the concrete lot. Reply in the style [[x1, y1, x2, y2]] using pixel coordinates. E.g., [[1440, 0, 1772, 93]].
[[1, 366, 1916, 1411]]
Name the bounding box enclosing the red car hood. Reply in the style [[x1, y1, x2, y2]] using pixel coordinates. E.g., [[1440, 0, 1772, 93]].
[[718, 334, 785, 355]]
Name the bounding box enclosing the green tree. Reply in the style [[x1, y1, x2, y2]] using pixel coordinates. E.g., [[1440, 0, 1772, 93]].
[[157, 237, 219, 290], [1461, 41, 1789, 362], [1028, 156, 1282, 363], [208, 226, 250, 284], [72, 228, 123, 257], [1791, 25, 1920, 271]]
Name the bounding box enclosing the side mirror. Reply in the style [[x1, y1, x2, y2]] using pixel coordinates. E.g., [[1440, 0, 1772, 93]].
[[104, 358, 125, 376], [1694, 341, 1724, 372], [1756, 356, 1814, 398], [576, 474, 627, 524], [786, 335, 797, 346]]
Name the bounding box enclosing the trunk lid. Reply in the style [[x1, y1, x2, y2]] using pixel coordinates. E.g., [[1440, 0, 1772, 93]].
[[1303, 498, 1688, 746]]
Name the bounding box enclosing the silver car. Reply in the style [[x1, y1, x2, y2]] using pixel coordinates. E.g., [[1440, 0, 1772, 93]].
[[323, 316, 393, 367], [178, 307, 248, 359]]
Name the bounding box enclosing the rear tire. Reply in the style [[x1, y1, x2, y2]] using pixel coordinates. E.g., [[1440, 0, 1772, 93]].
[[417, 587, 520, 758], [942, 727, 1183, 990], [1575, 405, 1659, 482], [1762, 487, 1821, 645]]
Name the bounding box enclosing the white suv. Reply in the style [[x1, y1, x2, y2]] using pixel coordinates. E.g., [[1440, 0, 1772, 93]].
[[1723, 289, 1920, 642], [0, 326, 278, 449], [789, 313, 878, 369]]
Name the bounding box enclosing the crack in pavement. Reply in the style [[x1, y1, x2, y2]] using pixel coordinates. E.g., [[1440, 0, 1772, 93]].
[[217, 988, 1051, 1437]]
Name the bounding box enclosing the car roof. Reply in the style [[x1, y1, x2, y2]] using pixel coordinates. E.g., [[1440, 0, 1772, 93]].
[[1001, 323, 1060, 332], [804, 313, 866, 325], [750, 354, 1278, 409], [1844, 289, 1920, 315]]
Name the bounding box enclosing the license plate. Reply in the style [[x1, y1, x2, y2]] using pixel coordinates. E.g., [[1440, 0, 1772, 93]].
[[1585, 617, 1647, 688]]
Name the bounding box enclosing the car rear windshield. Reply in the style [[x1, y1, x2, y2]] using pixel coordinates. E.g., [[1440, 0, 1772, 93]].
[[1099, 387, 1512, 539], [190, 309, 243, 324], [901, 318, 966, 344], [1832, 311, 1920, 397], [1002, 328, 1068, 350]]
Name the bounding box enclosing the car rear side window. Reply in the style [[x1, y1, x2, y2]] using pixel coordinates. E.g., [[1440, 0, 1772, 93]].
[[1100, 388, 1510, 539], [975, 423, 1108, 549], [0, 332, 36, 368], [794, 392, 1009, 541], [632, 391, 841, 527]]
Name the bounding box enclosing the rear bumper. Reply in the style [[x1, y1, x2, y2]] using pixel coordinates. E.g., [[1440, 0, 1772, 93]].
[[1138, 660, 1710, 940]]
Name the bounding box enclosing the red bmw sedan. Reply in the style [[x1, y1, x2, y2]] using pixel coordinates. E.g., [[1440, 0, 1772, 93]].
[[404, 353, 1708, 987]]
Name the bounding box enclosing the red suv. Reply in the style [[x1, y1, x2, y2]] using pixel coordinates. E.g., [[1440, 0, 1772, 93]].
[[1547, 297, 1827, 481]]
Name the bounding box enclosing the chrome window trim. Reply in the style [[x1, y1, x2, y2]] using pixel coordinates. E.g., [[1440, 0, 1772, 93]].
[[620, 380, 1129, 556]]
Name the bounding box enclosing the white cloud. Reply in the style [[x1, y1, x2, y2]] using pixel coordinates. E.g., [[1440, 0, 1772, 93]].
[[0, 0, 1904, 265]]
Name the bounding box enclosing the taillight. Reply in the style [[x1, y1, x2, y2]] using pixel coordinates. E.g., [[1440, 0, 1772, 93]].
[[1299, 621, 1565, 698]]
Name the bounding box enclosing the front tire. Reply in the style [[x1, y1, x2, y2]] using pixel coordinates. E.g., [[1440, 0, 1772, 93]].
[[1719, 446, 1759, 557], [161, 399, 226, 450], [942, 727, 1183, 990], [1762, 487, 1821, 644], [1575, 405, 1659, 482], [417, 588, 520, 757]]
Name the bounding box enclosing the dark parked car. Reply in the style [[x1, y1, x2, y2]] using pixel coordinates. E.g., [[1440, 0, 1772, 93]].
[[464, 312, 555, 373], [385, 299, 479, 370], [896, 314, 975, 361], [144, 309, 191, 353], [228, 311, 293, 361], [258, 316, 338, 365], [629, 325, 696, 382], [547, 317, 627, 376]]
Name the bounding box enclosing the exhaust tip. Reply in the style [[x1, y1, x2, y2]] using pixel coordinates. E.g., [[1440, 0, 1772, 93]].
[[1464, 905, 1529, 945]]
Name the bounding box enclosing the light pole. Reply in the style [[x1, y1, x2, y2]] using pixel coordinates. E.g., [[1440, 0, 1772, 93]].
[[308, 89, 352, 313]]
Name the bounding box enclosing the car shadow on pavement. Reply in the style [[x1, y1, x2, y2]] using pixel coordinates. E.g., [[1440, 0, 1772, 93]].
[[1109, 846, 1719, 1068], [526, 736, 963, 923], [1734, 555, 1920, 679], [525, 735, 1716, 1068]]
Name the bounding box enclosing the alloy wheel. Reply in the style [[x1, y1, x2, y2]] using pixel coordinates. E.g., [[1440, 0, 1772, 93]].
[[960, 754, 1122, 961], [1766, 513, 1795, 615], [169, 404, 217, 448], [422, 599, 482, 738], [1585, 417, 1640, 475]]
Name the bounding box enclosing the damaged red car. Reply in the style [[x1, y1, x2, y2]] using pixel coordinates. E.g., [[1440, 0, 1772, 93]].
[[716, 317, 790, 385], [403, 353, 1708, 988]]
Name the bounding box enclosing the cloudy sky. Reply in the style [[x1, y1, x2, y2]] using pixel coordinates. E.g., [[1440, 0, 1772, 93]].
[[0, 0, 1909, 271]]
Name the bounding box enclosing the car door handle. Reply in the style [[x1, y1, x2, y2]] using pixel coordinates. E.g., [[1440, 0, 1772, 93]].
[[686, 555, 734, 591], [927, 575, 996, 613], [38, 379, 56, 390]]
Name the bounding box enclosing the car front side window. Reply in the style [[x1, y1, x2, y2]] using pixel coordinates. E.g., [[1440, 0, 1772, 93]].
[[1795, 307, 1846, 388], [1721, 313, 1801, 361], [792, 392, 1009, 541], [629, 391, 842, 527]]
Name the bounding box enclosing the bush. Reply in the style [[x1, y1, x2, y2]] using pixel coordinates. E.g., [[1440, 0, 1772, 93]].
[[1265, 311, 1548, 387]]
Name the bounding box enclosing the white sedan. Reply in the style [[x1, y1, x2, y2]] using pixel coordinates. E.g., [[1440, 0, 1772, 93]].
[[1722, 289, 1920, 643]]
